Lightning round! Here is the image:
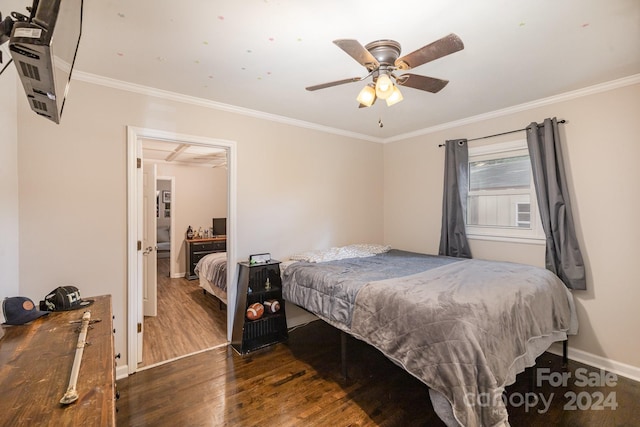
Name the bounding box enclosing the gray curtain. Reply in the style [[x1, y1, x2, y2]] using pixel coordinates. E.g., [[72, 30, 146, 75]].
[[438, 139, 472, 258], [526, 118, 586, 290]]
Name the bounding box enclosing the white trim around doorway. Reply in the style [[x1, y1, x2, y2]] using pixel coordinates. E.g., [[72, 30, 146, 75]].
[[126, 126, 237, 376]]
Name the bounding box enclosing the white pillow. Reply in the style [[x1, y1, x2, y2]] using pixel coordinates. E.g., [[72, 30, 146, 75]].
[[346, 243, 391, 255], [288, 243, 391, 263]]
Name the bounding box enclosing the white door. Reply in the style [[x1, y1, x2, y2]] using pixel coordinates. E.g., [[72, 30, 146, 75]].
[[143, 163, 158, 317]]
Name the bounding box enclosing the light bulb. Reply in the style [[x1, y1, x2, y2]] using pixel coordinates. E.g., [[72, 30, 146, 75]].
[[385, 86, 403, 106], [356, 85, 376, 107], [375, 74, 394, 100]]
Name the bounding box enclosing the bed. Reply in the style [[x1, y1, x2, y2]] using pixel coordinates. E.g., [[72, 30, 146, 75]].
[[281, 246, 578, 427], [194, 252, 228, 306]]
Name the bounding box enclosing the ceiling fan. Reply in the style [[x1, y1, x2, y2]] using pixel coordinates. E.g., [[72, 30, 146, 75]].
[[305, 33, 464, 108]]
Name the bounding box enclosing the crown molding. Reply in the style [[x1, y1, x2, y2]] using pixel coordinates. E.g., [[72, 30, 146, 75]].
[[384, 73, 640, 143], [71, 70, 383, 143], [72, 70, 639, 145]]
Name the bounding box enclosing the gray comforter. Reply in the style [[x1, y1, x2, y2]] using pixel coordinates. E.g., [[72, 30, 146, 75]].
[[282, 250, 461, 328], [282, 251, 575, 427], [194, 252, 227, 291]]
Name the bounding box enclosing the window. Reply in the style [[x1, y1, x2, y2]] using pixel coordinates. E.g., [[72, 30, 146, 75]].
[[515, 202, 531, 228], [466, 140, 544, 243]]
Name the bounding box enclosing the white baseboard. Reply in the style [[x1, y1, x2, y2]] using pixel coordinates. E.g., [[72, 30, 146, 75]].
[[547, 342, 640, 383], [116, 365, 129, 380]]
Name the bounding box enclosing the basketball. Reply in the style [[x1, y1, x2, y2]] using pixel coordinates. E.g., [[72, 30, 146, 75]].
[[264, 299, 280, 313], [246, 302, 264, 320]]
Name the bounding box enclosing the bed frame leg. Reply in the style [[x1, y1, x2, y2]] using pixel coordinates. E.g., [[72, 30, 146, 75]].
[[341, 331, 348, 381], [562, 339, 568, 367]]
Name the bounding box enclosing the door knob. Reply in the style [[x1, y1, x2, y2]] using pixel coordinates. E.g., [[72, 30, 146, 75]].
[[143, 246, 154, 255]]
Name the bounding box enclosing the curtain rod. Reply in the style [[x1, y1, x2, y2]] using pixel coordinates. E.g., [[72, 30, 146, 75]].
[[438, 119, 566, 147]]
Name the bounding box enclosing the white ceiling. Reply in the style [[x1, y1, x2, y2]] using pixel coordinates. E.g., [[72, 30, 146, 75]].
[[4, 0, 640, 140], [140, 138, 227, 168]]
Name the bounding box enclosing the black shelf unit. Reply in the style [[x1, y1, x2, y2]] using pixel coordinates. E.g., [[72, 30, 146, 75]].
[[231, 260, 288, 355]]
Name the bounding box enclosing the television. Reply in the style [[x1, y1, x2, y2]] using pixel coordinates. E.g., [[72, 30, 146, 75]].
[[212, 218, 226, 237], [8, 0, 83, 123]]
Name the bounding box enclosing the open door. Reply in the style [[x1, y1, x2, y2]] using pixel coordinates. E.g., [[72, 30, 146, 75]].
[[142, 162, 158, 317]]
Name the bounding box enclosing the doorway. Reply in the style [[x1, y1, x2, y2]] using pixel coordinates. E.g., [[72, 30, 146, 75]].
[[126, 126, 238, 375], [139, 165, 224, 369]]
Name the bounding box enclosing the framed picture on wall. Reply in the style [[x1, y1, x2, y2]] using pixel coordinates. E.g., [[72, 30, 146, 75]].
[[162, 191, 171, 203]]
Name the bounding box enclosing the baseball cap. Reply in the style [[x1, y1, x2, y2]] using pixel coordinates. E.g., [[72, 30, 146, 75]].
[[2, 296, 49, 325], [40, 286, 94, 312]]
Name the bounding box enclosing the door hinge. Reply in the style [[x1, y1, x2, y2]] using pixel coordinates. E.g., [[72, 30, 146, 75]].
[[137, 241, 142, 251], [137, 322, 142, 333], [137, 157, 142, 168]]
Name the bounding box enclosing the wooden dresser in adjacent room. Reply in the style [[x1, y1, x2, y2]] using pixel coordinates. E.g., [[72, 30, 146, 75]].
[[185, 236, 227, 280], [0, 294, 116, 426]]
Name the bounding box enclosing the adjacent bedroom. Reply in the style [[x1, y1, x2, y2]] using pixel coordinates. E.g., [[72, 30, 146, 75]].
[[138, 140, 230, 369]]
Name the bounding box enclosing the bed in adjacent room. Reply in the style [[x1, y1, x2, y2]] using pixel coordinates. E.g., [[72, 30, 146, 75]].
[[281, 245, 578, 427], [194, 252, 228, 306]]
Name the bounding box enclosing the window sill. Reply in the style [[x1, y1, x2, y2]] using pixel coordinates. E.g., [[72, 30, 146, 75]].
[[467, 234, 546, 245]]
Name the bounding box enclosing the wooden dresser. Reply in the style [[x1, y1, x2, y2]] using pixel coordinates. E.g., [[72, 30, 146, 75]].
[[185, 237, 227, 280], [0, 295, 116, 426]]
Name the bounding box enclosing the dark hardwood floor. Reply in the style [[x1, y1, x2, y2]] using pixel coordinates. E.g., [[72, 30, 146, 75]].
[[140, 258, 227, 368], [118, 320, 640, 426]]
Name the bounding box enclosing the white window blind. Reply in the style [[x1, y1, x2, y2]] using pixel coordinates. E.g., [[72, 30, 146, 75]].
[[466, 140, 545, 243]]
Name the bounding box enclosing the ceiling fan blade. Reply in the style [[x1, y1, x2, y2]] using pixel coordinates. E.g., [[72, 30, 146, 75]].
[[395, 73, 449, 93], [395, 33, 464, 70], [333, 39, 380, 70], [306, 77, 362, 91]]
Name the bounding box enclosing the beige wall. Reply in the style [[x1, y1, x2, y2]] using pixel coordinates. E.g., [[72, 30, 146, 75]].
[[154, 162, 228, 275], [15, 80, 384, 369], [0, 68, 20, 300], [384, 82, 640, 370]]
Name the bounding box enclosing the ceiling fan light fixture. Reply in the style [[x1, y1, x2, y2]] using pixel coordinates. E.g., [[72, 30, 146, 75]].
[[375, 73, 394, 100], [309, 35, 464, 108], [386, 85, 403, 106], [356, 84, 376, 107]]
